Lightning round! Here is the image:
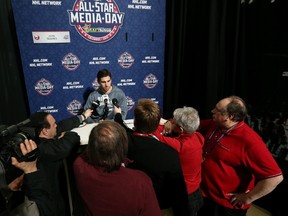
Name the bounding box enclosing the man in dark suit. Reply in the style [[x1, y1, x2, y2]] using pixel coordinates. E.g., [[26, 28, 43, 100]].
[[27, 109, 92, 216]]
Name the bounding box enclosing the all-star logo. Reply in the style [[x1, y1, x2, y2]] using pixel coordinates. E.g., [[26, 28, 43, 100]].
[[67, 100, 83, 115], [68, 0, 125, 43], [118, 52, 134, 68], [35, 78, 54, 95], [92, 78, 100, 90], [62, 53, 80, 71], [126, 96, 135, 111], [143, 73, 158, 89]]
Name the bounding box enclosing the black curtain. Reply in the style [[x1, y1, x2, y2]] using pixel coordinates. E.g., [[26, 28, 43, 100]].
[[1, 0, 287, 124], [0, 0, 29, 126], [164, 0, 248, 118], [164, 0, 288, 118]]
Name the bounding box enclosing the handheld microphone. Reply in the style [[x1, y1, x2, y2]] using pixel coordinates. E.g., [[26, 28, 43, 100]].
[[91, 100, 100, 110], [101, 99, 109, 120], [112, 98, 120, 108], [91, 100, 100, 119]]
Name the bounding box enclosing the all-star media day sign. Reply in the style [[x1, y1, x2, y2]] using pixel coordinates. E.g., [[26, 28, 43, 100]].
[[11, 0, 165, 121], [68, 0, 125, 43]]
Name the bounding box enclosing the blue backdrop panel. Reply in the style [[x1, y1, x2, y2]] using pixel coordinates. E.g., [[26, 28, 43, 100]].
[[11, 0, 165, 121]]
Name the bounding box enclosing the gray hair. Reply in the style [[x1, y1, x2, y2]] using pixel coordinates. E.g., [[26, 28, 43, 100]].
[[173, 106, 200, 134]]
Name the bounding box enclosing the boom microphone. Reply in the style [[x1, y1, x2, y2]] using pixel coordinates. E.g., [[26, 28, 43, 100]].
[[112, 98, 120, 108], [0, 118, 31, 137]]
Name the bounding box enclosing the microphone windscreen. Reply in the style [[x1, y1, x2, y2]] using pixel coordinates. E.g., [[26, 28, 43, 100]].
[[17, 119, 31, 127], [92, 100, 99, 106], [91, 100, 100, 109], [112, 98, 120, 108]]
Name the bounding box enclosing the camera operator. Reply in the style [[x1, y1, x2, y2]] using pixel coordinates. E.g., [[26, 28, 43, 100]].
[[27, 109, 93, 216], [0, 139, 55, 215]]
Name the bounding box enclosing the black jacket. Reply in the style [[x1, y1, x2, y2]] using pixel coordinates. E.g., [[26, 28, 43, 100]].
[[0, 170, 55, 216], [37, 116, 81, 216], [23, 170, 55, 215]]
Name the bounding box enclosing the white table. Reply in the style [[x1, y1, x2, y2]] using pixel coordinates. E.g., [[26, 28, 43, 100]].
[[71, 119, 134, 145]]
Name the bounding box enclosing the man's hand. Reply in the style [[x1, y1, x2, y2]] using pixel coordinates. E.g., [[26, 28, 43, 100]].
[[163, 121, 173, 135], [9, 139, 38, 191], [159, 118, 167, 125], [11, 139, 38, 174], [83, 108, 93, 119], [8, 174, 24, 191], [226, 190, 251, 209]]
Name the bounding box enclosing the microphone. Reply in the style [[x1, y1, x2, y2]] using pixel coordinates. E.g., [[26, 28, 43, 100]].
[[0, 118, 31, 137], [101, 99, 109, 120], [112, 98, 120, 108], [91, 100, 100, 119], [0, 125, 18, 137], [91, 100, 100, 110]]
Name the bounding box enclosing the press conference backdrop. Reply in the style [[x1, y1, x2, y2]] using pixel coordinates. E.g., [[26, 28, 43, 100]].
[[11, 0, 165, 121]]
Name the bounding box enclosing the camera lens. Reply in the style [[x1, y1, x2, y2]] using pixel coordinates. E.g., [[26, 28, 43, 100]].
[[7, 132, 31, 160]]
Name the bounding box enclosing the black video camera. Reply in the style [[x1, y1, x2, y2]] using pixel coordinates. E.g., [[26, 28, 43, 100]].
[[0, 122, 39, 183]]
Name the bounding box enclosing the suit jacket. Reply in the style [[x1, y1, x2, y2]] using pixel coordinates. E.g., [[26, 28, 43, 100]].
[[37, 116, 81, 216]]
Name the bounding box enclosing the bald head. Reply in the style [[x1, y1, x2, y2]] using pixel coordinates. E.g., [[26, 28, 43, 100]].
[[221, 96, 247, 122]]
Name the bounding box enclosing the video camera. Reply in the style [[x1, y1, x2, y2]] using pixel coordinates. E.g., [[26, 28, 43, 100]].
[[0, 119, 38, 182]]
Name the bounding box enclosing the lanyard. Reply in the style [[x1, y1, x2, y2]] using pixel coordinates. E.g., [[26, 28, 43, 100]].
[[203, 122, 240, 157], [203, 127, 226, 156], [133, 132, 159, 141]]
